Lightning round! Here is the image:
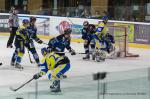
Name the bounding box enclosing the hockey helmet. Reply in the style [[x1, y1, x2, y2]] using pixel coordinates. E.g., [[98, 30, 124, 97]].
[[102, 16, 108, 23], [22, 19, 29, 24], [83, 21, 89, 26], [64, 28, 72, 35], [30, 16, 36, 22]]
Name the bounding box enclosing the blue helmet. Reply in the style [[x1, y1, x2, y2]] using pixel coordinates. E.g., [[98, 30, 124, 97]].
[[102, 16, 108, 22], [22, 19, 29, 24], [41, 47, 48, 56]]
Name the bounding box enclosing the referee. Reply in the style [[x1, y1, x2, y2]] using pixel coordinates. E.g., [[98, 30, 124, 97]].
[[7, 7, 19, 48]]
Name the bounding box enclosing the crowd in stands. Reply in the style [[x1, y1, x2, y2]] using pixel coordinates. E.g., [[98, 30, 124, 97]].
[[0, 5, 146, 22]]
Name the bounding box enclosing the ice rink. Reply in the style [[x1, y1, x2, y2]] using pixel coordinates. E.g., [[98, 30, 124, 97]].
[[0, 35, 150, 99]]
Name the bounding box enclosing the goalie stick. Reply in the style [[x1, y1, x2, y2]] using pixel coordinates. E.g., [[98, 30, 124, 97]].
[[9, 78, 34, 92]]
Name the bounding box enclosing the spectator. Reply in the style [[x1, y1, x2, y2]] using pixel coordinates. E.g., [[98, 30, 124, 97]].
[[131, 15, 137, 21], [78, 3, 84, 16], [37, 6, 48, 15], [91, 11, 101, 19], [20, 6, 30, 14], [81, 9, 91, 18], [74, 8, 79, 17]]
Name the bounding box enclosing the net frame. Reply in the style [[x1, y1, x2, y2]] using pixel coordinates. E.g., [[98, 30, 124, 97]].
[[107, 25, 139, 57]]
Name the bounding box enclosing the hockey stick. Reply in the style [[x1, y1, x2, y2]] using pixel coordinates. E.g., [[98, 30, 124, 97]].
[[27, 50, 34, 63], [42, 42, 48, 45], [54, 52, 85, 54], [77, 52, 86, 54], [114, 35, 127, 38], [10, 78, 34, 92]]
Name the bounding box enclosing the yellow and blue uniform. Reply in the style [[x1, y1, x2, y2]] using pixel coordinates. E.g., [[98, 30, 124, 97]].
[[38, 52, 70, 80], [34, 28, 73, 92], [93, 16, 110, 52], [96, 22, 108, 40], [93, 16, 115, 53], [11, 25, 29, 64]]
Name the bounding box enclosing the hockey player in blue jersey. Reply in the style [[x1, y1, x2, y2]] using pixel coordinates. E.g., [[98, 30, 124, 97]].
[[82, 21, 96, 60], [25, 17, 43, 66], [11, 19, 30, 69], [47, 28, 76, 56]]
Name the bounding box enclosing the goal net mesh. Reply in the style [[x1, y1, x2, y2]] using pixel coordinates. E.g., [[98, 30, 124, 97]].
[[107, 25, 139, 57]]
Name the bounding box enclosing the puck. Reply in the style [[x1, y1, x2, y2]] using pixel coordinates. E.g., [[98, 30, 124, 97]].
[[0, 63, 2, 65]]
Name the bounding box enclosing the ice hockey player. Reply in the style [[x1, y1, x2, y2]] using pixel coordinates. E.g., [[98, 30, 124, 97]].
[[104, 32, 115, 53], [25, 16, 43, 66], [94, 16, 115, 53], [82, 21, 96, 60], [40, 28, 75, 92], [33, 48, 70, 92], [47, 28, 76, 56], [11, 19, 30, 69], [92, 16, 109, 61]]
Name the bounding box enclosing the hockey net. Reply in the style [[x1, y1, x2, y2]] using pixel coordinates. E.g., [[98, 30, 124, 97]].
[[107, 25, 139, 57]]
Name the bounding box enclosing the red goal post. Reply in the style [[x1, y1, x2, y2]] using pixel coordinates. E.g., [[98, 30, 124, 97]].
[[107, 25, 139, 57]]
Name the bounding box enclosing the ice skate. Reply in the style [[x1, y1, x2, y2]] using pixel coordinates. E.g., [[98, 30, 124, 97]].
[[92, 52, 96, 60], [83, 54, 90, 60], [10, 61, 15, 66], [7, 45, 13, 48], [50, 80, 61, 93], [15, 63, 24, 70], [95, 50, 106, 62]]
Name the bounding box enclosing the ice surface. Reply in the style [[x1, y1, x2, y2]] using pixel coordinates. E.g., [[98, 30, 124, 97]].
[[0, 36, 150, 99]]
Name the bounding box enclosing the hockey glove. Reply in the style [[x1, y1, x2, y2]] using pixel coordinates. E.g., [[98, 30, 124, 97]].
[[37, 39, 43, 44], [70, 49, 76, 55], [33, 73, 42, 80]]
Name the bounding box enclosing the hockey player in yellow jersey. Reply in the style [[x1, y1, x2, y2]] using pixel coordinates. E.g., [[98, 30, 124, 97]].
[[94, 16, 108, 48], [11, 19, 29, 69], [33, 48, 70, 92], [93, 16, 115, 61], [93, 16, 109, 61]]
